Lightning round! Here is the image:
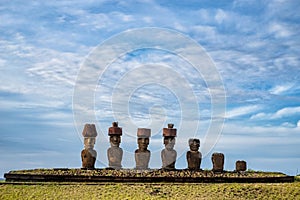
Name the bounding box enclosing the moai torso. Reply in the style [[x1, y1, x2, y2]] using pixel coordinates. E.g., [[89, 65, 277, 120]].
[[187, 151, 202, 170], [81, 149, 97, 169], [135, 150, 150, 170], [161, 148, 177, 169], [107, 146, 123, 169], [212, 152, 224, 172]]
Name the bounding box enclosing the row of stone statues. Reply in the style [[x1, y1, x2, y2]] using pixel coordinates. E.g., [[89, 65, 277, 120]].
[[81, 122, 247, 172]]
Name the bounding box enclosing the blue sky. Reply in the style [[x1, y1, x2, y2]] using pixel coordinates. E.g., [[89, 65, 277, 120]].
[[0, 0, 300, 177]]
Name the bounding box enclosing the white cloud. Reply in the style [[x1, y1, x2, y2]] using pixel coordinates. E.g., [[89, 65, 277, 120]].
[[215, 9, 227, 24], [269, 83, 294, 95], [26, 52, 80, 86], [0, 58, 6, 66], [281, 122, 296, 128], [222, 122, 300, 136], [251, 106, 300, 120], [273, 107, 300, 119], [268, 22, 293, 38], [0, 0, 299, 175], [250, 112, 268, 120], [225, 105, 260, 119]]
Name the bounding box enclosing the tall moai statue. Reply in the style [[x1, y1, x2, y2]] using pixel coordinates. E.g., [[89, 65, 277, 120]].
[[135, 128, 151, 170], [107, 122, 123, 169], [81, 124, 98, 169], [161, 123, 177, 170], [212, 152, 225, 172], [186, 138, 202, 170]]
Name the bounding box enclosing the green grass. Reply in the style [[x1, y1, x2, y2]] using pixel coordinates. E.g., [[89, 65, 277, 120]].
[[1, 182, 300, 200]]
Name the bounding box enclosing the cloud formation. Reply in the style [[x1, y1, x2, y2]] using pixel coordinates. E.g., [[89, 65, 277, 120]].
[[0, 0, 299, 176]]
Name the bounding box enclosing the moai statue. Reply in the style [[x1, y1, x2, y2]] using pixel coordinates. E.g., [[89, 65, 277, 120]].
[[186, 138, 202, 170], [161, 123, 177, 170], [107, 122, 123, 169], [135, 128, 151, 170], [211, 152, 225, 172], [81, 124, 97, 169], [235, 160, 247, 172]]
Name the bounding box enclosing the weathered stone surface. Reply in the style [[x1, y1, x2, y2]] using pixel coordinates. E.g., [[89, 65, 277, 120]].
[[84, 137, 96, 149], [161, 137, 177, 170], [137, 128, 151, 138], [108, 122, 122, 135], [107, 146, 123, 169], [135, 137, 150, 169], [82, 124, 97, 137], [236, 160, 247, 171], [81, 149, 97, 169], [107, 134, 123, 169], [81, 124, 98, 169], [135, 151, 150, 170], [212, 152, 225, 172], [187, 138, 202, 170], [163, 123, 177, 137]]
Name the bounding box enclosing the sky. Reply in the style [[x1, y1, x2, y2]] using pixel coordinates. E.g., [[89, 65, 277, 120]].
[[0, 0, 300, 177]]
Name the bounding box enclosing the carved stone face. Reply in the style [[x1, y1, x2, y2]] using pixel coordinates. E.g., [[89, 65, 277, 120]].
[[137, 138, 149, 151], [84, 137, 96, 149], [164, 137, 175, 150], [110, 135, 121, 147], [189, 139, 200, 152]]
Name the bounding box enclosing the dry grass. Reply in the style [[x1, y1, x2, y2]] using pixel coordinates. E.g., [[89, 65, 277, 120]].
[[1, 182, 300, 200]]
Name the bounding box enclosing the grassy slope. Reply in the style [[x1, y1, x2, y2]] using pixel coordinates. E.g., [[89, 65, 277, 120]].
[[1, 182, 300, 200]]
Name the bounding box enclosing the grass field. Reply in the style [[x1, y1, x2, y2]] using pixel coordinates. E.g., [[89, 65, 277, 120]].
[[1, 181, 300, 200]]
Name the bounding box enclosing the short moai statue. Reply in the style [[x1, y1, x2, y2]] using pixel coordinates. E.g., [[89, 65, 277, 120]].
[[135, 128, 151, 170], [211, 152, 225, 172], [186, 138, 202, 170], [161, 123, 177, 170], [81, 124, 98, 169], [235, 160, 247, 172], [107, 122, 123, 169]]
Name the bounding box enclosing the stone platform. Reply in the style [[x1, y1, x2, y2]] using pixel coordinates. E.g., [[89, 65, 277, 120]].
[[4, 168, 294, 183]]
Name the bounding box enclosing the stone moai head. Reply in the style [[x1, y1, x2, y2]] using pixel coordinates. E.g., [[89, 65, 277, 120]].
[[108, 122, 122, 147], [163, 137, 176, 150], [84, 137, 96, 149], [163, 124, 177, 150], [211, 152, 225, 172], [188, 138, 200, 152], [82, 124, 97, 149], [137, 128, 151, 152], [235, 160, 247, 172]]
